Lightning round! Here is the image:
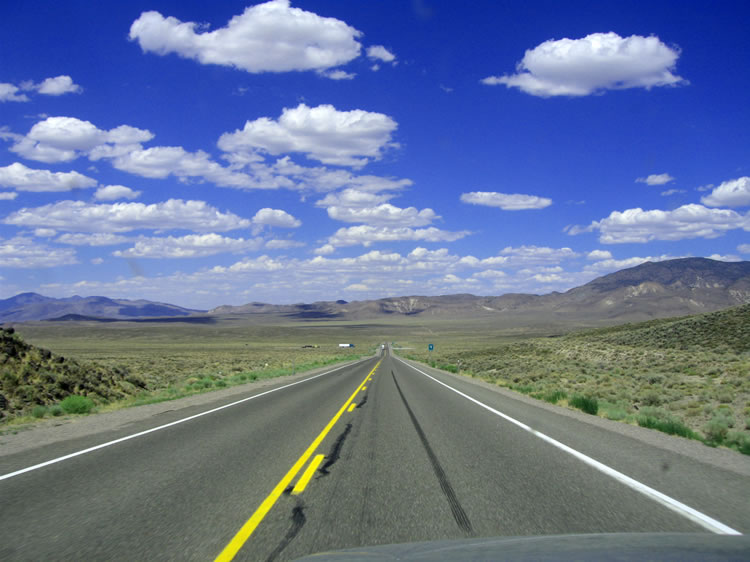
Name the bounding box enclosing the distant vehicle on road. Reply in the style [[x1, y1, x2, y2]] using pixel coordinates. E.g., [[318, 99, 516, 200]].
[[338, 343, 355, 348]]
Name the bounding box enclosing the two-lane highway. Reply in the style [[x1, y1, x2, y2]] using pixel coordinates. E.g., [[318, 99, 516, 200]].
[[1, 346, 748, 560]]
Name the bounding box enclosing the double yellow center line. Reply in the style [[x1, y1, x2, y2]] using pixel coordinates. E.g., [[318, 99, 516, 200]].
[[215, 359, 381, 561]]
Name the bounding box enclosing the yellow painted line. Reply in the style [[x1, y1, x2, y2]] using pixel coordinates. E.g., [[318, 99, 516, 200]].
[[215, 359, 381, 562], [347, 404, 357, 413], [291, 454, 325, 495], [361, 386, 367, 391]]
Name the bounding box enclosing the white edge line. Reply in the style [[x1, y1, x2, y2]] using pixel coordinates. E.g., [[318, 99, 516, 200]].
[[0, 358, 372, 482], [394, 356, 742, 536]]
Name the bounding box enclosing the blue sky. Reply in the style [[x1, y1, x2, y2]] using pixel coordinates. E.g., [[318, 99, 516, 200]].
[[1, 0, 749, 309]]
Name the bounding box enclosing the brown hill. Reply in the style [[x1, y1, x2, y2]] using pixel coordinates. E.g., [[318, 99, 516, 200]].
[[209, 258, 750, 324]]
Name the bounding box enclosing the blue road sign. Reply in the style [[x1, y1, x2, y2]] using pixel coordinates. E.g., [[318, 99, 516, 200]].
[[428, 344, 434, 351]]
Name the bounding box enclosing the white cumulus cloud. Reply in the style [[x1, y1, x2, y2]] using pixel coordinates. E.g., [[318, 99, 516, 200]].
[[0, 237, 78, 268], [1, 76, 82, 101], [114, 233, 265, 258], [56, 233, 132, 246], [35, 75, 83, 96], [572, 204, 750, 243], [252, 208, 302, 229], [460, 191, 552, 210], [499, 245, 579, 264], [8, 116, 154, 163], [326, 204, 438, 227], [318, 69, 356, 80], [701, 177, 750, 208], [129, 0, 362, 74], [0, 162, 97, 192], [218, 103, 398, 168], [4, 199, 251, 233], [366, 45, 396, 63], [482, 32, 686, 97], [636, 173, 675, 185], [0, 83, 29, 102], [587, 249, 613, 260], [95, 185, 142, 201], [323, 225, 470, 248]]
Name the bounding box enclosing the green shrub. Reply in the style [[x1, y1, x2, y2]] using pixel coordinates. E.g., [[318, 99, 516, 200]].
[[570, 394, 598, 415], [641, 390, 663, 406], [50, 405, 64, 417], [600, 402, 628, 421], [542, 390, 567, 404], [215, 380, 227, 388], [637, 409, 698, 439], [60, 395, 95, 415], [31, 405, 47, 418], [703, 414, 731, 444], [725, 431, 750, 455]]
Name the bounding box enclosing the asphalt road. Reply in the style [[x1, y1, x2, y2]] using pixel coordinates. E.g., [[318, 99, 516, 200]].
[[1, 347, 748, 561]]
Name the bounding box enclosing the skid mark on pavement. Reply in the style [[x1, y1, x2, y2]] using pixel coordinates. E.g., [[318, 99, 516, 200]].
[[392, 371, 474, 536]]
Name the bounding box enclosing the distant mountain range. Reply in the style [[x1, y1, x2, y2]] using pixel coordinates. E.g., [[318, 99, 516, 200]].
[[211, 257, 750, 324], [2, 258, 749, 324], [0, 294, 204, 323]]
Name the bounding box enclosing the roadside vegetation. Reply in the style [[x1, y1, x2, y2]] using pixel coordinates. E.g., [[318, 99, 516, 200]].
[[404, 304, 750, 455], [0, 322, 370, 429]]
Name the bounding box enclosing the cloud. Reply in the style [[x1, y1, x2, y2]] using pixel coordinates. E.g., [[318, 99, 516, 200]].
[[94, 185, 142, 201], [571, 204, 750, 243], [316, 191, 437, 227], [3, 115, 412, 194], [701, 177, 750, 208], [738, 244, 750, 255], [113, 233, 266, 258], [460, 191, 552, 210], [583, 254, 677, 274], [661, 189, 686, 196], [316, 188, 394, 208], [56, 233, 132, 246], [637, 173, 674, 185], [325, 204, 438, 227], [499, 245, 579, 264], [323, 225, 470, 248], [587, 249, 613, 260], [129, 0, 362, 74], [251, 208, 301, 228], [366, 45, 396, 63], [318, 69, 356, 80], [269, 158, 413, 193], [211, 255, 286, 274], [482, 32, 686, 97], [5, 199, 251, 233], [1, 76, 82, 102], [314, 243, 336, 256], [8, 116, 154, 163], [0, 192, 18, 200], [708, 253, 742, 262], [111, 145, 259, 188], [0, 236, 78, 268], [0, 162, 97, 192], [0, 83, 29, 102], [35, 75, 83, 96], [218, 103, 398, 168]]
